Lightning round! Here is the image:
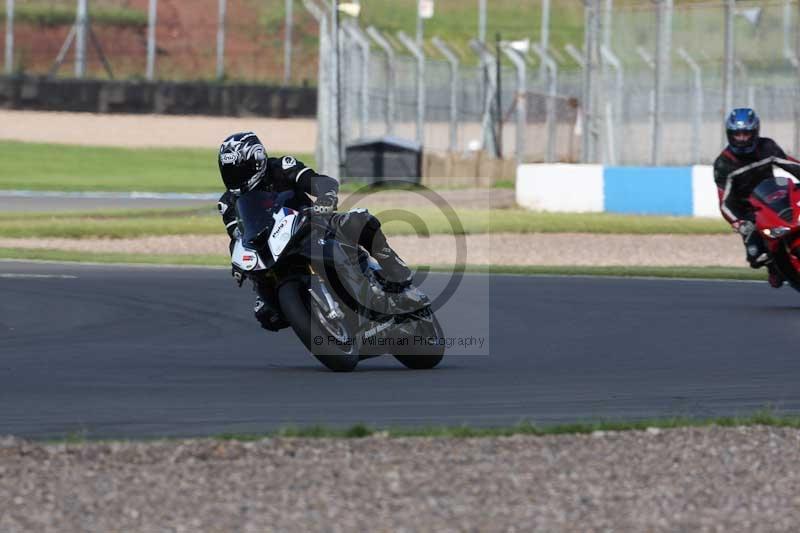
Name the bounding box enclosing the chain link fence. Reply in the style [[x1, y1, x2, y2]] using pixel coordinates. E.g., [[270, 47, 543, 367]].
[[585, 0, 800, 166], [1, 0, 319, 83], [6, 1, 800, 170], [311, 3, 581, 179]]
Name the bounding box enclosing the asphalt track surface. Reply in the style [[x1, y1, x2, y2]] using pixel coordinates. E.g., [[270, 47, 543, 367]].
[[2, 260, 800, 439]]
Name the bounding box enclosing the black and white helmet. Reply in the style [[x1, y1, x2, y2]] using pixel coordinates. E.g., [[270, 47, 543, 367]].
[[218, 132, 268, 194]]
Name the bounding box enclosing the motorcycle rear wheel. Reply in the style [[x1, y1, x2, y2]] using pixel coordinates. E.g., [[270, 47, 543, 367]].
[[278, 280, 360, 372]]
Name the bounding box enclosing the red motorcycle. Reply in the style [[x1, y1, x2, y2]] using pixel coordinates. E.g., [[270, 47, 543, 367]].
[[751, 176, 800, 289]]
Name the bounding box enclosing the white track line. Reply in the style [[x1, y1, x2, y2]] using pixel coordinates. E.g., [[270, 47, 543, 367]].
[[0, 190, 217, 200], [0, 273, 78, 279]]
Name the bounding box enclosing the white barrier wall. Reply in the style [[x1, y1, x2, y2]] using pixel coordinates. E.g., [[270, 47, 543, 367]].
[[691, 166, 721, 218], [517, 164, 724, 219], [515, 164, 604, 213]]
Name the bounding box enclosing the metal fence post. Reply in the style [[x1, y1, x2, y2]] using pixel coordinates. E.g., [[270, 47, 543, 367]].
[[595, 0, 618, 163], [303, 0, 331, 176], [652, 0, 671, 166], [75, 0, 88, 78], [678, 48, 703, 164], [284, 0, 293, 85], [478, 0, 488, 119], [330, 0, 342, 178], [783, 0, 800, 154], [532, 43, 558, 163], [600, 45, 622, 165], [432, 37, 460, 152], [366, 27, 396, 136], [146, 0, 157, 80], [636, 46, 656, 154], [339, 25, 353, 144], [397, 31, 426, 147], [539, 0, 550, 82], [216, 0, 227, 80], [784, 2, 798, 67], [416, 0, 424, 46], [4, 0, 13, 75], [470, 39, 500, 157], [582, 0, 600, 163], [501, 45, 527, 165], [344, 22, 370, 139], [636, 46, 654, 68], [796, 0, 800, 155], [723, 0, 735, 118], [478, 0, 486, 43], [565, 43, 585, 68], [602, 0, 613, 49]]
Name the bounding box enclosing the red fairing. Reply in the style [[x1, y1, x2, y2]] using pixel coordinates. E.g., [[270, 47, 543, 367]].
[[752, 178, 800, 276]]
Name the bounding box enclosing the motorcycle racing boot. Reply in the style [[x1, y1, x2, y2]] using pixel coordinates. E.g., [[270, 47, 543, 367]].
[[254, 295, 290, 331], [370, 246, 431, 314], [373, 245, 413, 293], [767, 263, 785, 289]]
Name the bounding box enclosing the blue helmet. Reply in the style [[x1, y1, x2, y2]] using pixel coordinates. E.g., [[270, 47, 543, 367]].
[[726, 108, 760, 155]]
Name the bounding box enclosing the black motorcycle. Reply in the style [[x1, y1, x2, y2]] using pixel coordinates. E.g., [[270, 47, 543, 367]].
[[231, 190, 446, 372]]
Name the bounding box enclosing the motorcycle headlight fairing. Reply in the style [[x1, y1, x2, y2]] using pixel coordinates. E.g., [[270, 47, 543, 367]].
[[762, 226, 792, 238]]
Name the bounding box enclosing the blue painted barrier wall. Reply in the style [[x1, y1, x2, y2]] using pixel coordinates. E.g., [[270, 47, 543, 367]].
[[603, 167, 694, 216], [516, 164, 722, 218]]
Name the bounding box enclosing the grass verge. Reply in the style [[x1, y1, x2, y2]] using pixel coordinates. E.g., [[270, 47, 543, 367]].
[[43, 410, 800, 443], [222, 410, 800, 440], [0, 207, 730, 239], [434, 265, 765, 281], [0, 142, 314, 193], [0, 248, 228, 267], [0, 249, 763, 281], [0, 207, 219, 239]]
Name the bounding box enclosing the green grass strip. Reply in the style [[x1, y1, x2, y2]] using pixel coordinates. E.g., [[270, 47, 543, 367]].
[[43, 409, 800, 443], [0, 208, 221, 239], [0, 248, 229, 266], [0, 141, 314, 193], [427, 264, 765, 281], [214, 410, 800, 440]]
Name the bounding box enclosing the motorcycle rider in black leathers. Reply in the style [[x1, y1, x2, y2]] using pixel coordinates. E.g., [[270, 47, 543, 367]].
[[217, 132, 413, 330], [714, 108, 800, 289]]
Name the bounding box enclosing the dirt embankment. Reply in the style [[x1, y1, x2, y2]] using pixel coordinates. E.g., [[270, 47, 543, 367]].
[[1, 426, 799, 532], [0, 110, 318, 153], [10, 0, 319, 82]]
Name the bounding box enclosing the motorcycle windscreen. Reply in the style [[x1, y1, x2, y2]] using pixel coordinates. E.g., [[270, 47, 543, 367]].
[[752, 178, 793, 222], [236, 191, 284, 247]]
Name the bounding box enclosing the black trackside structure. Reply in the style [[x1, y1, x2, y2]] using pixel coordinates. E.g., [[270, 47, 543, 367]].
[[344, 136, 422, 185]]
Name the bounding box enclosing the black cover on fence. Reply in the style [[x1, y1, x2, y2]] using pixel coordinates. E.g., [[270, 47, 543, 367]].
[[0, 75, 317, 117], [344, 136, 422, 185]]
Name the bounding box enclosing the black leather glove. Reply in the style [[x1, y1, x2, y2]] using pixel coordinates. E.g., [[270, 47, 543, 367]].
[[735, 220, 755, 237], [312, 191, 338, 215], [232, 265, 246, 287]]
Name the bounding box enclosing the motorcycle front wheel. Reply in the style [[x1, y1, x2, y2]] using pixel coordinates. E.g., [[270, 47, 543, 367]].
[[278, 280, 360, 372], [391, 308, 445, 370]]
